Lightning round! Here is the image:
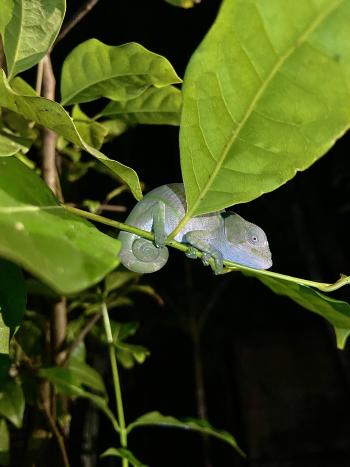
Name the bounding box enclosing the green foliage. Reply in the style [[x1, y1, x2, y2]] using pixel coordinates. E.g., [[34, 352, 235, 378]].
[[0, 157, 120, 294], [60, 39, 182, 105], [180, 0, 350, 216], [0, 71, 143, 200], [98, 85, 182, 126], [39, 365, 119, 431], [165, 0, 199, 8], [0, 380, 25, 428], [0, 131, 31, 156], [127, 411, 246, 458], [1, 0, 66, 80]]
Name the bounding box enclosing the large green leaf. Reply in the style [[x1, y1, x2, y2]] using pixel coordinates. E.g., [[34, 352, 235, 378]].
[[39, 367, 119, 431], [0, 71, 142, 200], [180, 0, 350, 217], [248, 273, 350, 349], [101, 448, 148, 467], [60, 39, 182, 105], [98, 86, 182, 126], [127, 411, 246, 458], [0, 157, 120, 294], [1, 0, 66, 80], [0, 380, 25, 428], [0, 259, 26, 334]]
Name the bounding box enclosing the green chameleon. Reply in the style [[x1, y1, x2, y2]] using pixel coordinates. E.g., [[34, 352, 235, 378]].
[[118, 183, 272, 274]]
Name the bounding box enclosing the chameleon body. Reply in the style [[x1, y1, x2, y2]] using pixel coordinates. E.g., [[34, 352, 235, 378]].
[[118, 183, 272, 274]]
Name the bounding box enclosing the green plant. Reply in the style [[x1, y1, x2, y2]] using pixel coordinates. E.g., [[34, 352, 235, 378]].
[[1, 0, 350, 465]]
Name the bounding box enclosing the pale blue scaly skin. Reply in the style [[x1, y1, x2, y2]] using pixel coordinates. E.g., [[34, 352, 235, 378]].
[[118, 183, 272, 274]]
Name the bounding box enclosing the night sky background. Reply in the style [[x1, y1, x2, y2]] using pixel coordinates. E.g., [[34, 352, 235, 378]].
[[36, 1, 350, 466]]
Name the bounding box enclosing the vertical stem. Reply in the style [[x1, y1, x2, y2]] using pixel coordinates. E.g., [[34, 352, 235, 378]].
[[101, 302, 128, 467]]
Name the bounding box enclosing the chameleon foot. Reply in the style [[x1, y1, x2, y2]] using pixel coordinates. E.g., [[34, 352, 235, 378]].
[[185, 246, 198, 259]]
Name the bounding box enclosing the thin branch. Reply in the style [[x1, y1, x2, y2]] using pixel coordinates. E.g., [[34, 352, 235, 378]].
[[55, 0, 101, 45], [51, 297, 68, 366], [35, 59, 45, 95], [63, 205, 350, 293], [41, 55, 61, 197], [43, 404, 71, 467]]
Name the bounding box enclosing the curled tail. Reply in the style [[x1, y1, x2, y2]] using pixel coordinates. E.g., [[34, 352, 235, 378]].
[[118, 231, 169, 273]]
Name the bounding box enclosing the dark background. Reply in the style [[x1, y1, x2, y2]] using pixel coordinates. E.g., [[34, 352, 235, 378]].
[[50, 1, 350, 466]]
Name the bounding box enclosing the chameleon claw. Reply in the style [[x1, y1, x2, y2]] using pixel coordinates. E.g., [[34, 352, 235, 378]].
[[185, 246, 198, 259], [154, 232, 167, 248], [201, 252, 211, 266]]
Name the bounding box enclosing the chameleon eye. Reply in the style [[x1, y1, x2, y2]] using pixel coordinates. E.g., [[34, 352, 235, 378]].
[[247, 229, 265, 245]]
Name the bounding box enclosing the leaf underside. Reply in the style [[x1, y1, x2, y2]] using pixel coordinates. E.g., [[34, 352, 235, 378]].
[[180, 0, 350, 216]]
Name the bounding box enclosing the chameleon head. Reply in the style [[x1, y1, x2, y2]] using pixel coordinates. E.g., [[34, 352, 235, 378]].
[[223, 213, 272, 269]]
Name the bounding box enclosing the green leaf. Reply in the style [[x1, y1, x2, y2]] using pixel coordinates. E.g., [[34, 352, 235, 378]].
[[104, 270, 140, 294], [250, 273, 350, 349], [0, 419, 10, 466], [180, 0, 350, 216], [72, 105, 108, 150], [0, 71, 143, 200], [60, 39, 182, 105], [1, 0, 66, 80], [99, 86, 182, 126], [0, 259, 26, 335], [127, 411, 246, 458], [0, 157, 120, 295], [0, 130, 31, 157], [165, 0, 199, 7], [39, 367, 119, 431], [0, 315, 9, 356], [66, 356, 106, 394], [101, 448, 148, 467], [116, 343, 150, 368], [0, 380, 25, 428]]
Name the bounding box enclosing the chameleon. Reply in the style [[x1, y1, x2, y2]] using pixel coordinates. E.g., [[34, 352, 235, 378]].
[[118, 183, 272, 274]]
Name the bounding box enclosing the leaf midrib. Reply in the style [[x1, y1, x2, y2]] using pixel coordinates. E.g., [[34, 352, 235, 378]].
[[183, 0, 343, 221]]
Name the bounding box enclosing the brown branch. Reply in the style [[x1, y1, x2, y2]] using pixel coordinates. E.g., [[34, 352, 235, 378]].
[[51, 297, 68, 366], [40, 53, 70, 456], [55, 0, 101, 45], [42, 403, 71, 467], [41, 55, 61, 197]]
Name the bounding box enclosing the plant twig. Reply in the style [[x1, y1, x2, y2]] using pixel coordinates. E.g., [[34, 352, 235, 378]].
[[55, 0, 101, 45], [35, 58, 45, 95], [41, 55, 61, 197], [42, 403, 71, 467], [62, 205, 350, 292]]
